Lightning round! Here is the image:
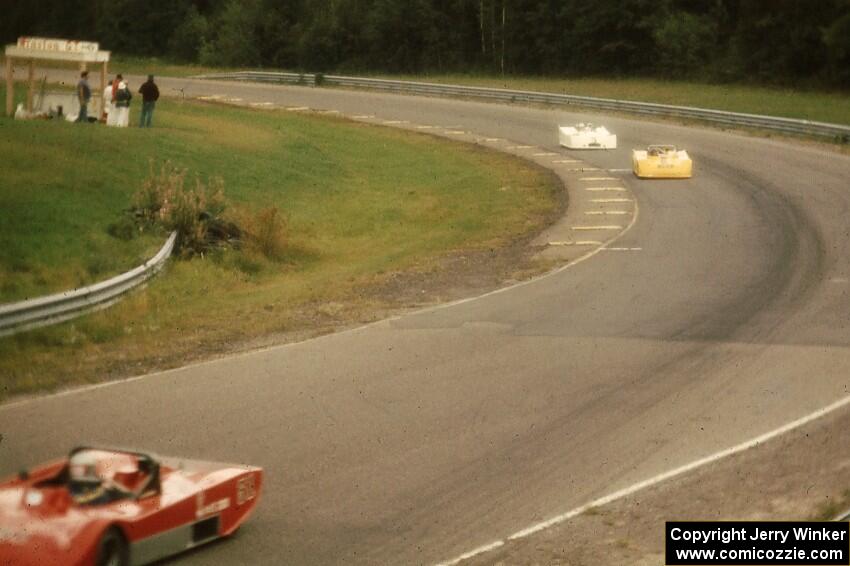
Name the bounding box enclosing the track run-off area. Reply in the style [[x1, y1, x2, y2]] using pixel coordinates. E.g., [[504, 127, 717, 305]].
[[2, 76, 850, 565]]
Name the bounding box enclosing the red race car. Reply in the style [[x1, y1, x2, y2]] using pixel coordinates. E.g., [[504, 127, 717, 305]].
[[0, 446, 263, 566]]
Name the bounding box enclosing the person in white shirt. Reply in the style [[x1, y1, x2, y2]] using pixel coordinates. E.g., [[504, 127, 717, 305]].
[[103, 80, 115, 125], [113, 80, 132, 128]]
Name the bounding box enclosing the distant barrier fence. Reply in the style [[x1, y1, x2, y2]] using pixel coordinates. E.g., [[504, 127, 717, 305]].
[[0, 231, 177, 337], [194, 71, 850, 141]]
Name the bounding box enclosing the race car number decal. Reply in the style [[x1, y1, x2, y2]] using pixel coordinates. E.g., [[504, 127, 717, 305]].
[[196, 491, 230, 518], [236, 475, 257, 505]]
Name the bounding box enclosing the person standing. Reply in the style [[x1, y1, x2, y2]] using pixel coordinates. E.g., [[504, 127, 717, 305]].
[[114, 80, 132, 127], [111, 74, 123, 102], [102, 78, 115, 124], [75, 71, 91, 123], [107, 74, 124, 127], [138, 75, 160, 128]]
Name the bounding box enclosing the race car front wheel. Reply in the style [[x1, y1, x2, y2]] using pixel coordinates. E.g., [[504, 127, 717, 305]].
[[96, 527, 129, 566]]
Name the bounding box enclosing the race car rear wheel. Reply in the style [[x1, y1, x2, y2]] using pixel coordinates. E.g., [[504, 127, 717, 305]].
[[96, 527, 129, 566]]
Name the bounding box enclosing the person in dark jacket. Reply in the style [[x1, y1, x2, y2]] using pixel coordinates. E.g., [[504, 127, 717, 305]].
[[138, 75, 160, 128], [75, 71, 91, 123]]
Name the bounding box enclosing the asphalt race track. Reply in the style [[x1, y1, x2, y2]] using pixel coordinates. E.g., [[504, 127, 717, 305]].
[[2, 77, 850, 565]]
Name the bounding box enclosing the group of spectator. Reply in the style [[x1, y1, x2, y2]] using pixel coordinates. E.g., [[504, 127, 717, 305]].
[[75, 70, 160, 127]]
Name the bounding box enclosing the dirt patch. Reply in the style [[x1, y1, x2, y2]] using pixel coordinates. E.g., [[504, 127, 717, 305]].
[[464, 404, 850, 566]]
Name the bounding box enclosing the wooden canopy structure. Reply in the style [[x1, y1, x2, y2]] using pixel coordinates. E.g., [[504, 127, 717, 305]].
[[4, 37, 110, 117]]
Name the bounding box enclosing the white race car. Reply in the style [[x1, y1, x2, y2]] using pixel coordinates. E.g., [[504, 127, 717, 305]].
[[558, 123, 617, 149]]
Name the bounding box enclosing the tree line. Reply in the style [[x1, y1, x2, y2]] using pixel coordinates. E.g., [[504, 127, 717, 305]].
[[4, 0, 850, 87]]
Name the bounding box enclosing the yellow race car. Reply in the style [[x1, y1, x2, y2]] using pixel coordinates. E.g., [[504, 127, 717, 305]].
[[632, 145, 693, 178]]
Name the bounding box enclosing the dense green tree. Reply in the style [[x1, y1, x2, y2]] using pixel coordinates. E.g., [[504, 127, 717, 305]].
[[254, 0, 304, 69], [653, 11, 717, 76], [1, 0, 97, 45], [362, 0, 442, 72], [97, 0, 190, 56], [730, 0, 837, 83], [559, 0, 660, 75], [200, 0, 262, 66], [823, 2, 850, 86], [168, 5, 209, 62], [2, 0, 849, 88]]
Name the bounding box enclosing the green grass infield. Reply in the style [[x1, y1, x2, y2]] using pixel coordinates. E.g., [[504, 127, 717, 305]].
[[0, 92, 559, 400]]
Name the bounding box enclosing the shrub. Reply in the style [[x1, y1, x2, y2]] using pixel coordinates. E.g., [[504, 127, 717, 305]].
[[130, 161, 288, 261], [229, 205, 288, 260], [161, 176, 227, 255], [132, 161, 233, 256]]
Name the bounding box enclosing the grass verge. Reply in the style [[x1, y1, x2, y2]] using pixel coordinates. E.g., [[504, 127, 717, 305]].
[[375, 74, 850, 127], [0, 93, 559, 401], [108, 53, 238, 80], [0, 98, 166, 301]]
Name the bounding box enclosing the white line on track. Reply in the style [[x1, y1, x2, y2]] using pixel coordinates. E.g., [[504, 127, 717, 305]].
[[567, 167, 601, 172], [591, 198, 633, 203], [506, 145, 533, 149], [436, 393, 850, 566], [585, 211, 629, 215], [438, 541, 505, 566], [416, 125, 436, 129], [548, 240, 603, 246], [352, 114, 375, 119], [383, 120, 408, 124], [444, 130, 466, 135], [571, 225, 623, 231], [608, 168, 633, 173], [286, 106, 310, 111], [585, 187, 626, 192], [553, 159, 581, 163], [533, 152, 559, 156], [603, 247, 642, 251], [483, 138, 503, 142], [580, 177, 618, 181]]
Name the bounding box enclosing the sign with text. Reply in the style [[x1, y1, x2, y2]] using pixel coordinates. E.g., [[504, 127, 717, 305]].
[[666, 522, 849, 565], [16, 37, 99, 54]]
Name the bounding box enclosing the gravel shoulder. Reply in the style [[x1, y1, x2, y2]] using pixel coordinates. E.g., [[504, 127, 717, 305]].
[[465, 404, 850, 565]]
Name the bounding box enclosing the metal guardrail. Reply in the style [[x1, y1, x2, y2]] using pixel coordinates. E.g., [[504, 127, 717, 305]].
[[0, 231, 177, 337], [195, 71, 850, 141], [195, 71, 316, 87]]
